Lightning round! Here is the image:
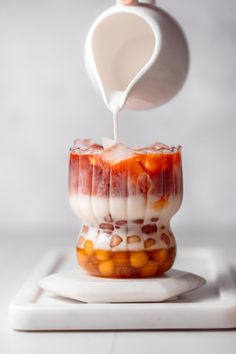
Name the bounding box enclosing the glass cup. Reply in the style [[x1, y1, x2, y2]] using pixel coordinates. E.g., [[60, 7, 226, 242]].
[[69, 139, 183, 278]]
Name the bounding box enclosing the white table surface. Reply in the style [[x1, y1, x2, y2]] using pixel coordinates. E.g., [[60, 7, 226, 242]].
[[1, 224, 236, 354]]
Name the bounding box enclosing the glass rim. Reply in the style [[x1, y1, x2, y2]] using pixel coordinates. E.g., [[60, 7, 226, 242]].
[[70, 140, 182, 156]]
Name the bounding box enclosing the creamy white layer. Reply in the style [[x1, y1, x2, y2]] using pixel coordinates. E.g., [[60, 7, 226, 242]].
[[69, 194, 182, 225]]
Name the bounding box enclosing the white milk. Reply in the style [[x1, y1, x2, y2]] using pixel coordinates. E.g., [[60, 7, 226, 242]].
[[109, 91, 126, 142], [91, 13, 156, 142]]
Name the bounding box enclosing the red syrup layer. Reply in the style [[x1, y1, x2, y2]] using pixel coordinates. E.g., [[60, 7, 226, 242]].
[[69, 141, 183, 198]]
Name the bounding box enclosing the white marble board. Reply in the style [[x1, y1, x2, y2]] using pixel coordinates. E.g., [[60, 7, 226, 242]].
[[9, 248, 236, 330]]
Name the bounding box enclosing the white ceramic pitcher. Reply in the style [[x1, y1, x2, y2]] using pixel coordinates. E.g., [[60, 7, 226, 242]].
[[85, 0, 189, 111]]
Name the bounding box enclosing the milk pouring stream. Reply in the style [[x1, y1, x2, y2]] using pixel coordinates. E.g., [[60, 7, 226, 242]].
[[84, 1, 189, 142]]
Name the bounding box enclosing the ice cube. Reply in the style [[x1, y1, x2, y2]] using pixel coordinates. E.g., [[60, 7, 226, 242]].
[[138, 142, 173, 154], [102, 136, 116, 149], [102, 143, 134, 164], [132, 142, 170, 154], [72, 138, 94, 151], [72, 138, 103, 152], [151, 142, 171, 151]]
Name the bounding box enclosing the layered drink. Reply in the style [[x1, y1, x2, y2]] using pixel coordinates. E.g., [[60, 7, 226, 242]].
[[69, 139, 183, 278]]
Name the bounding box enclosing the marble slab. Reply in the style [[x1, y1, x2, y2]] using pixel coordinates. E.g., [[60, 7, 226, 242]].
[[9, 247, 236, 330]]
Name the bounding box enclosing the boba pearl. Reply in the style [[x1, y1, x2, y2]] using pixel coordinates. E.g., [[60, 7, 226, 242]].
[[152, 249, 168, 263], [140, 261, 159, 277], [160, 252, 175, 273], [95, 250, 111, 262], [84, 262, 99, 276], [84, 240, 94, 256], [98, 259, 114, 276], [113, 252, 129, 266], [130, 251, 149, 269], [159, 254, 174, 273], [77, 249, 89, 266]]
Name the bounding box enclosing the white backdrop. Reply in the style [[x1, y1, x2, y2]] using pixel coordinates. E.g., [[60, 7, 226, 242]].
[[0, 0, 236, 232]]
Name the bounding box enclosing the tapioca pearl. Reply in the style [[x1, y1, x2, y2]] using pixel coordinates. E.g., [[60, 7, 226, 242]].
[[77, 249, 89, 266], [77, 236, 85, 247], [133, 219, 144, 225], [115, 220, 127, 226], [142, 224, 158, 234], [104, 213, 113, 223], [130, 251, 149, 269], [144, 238, 156, 249], [161, 225, 165, 230], [98, 259, 114, 277], [161, 233, 171, 246], [159, 255, 174, 274], [113, 252, 129, 266], [139, 261, 158, 277], [84, 240, 94, 256], [127, 235, 141, 244], [99, 223, 114, 231], [114, 264, 132, 277], [151, 217, 159, 222], [84, 262, 99, 276], [82, 225, 89, 234], [110, 235, 123, 248], [151, 249, 168, 263], [168, 247, 177, 261], [95, 250, 111, 262]]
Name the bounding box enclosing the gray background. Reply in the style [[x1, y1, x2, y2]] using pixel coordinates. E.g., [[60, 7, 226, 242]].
[[0, 0, 235, 230]]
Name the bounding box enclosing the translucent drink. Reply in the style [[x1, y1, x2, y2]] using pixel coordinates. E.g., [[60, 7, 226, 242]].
[[69, 139, 183, 278]]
